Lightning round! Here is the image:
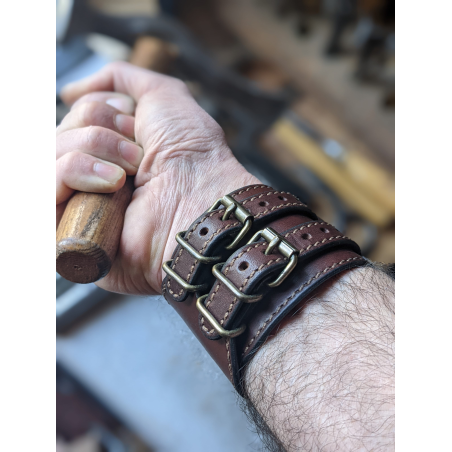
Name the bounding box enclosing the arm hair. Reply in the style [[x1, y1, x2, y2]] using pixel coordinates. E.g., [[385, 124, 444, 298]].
[[240, 263, 395, 452]]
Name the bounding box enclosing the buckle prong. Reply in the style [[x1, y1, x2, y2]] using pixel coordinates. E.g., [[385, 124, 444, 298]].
[[248, 227, 299, 287], [266, 236, 280, 255], [207, 195, 253, 250], [223, 202, 236, 221]]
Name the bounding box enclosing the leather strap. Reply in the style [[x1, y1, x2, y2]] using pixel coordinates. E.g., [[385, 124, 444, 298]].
[[161, 185, 366, 395], [199, 221, 361, 340], [163, 185, 317, 303]]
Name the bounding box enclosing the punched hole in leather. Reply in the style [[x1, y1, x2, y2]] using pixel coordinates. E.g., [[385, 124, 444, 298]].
[[199, 220, 361, 341], [163, 186, 317, 303]]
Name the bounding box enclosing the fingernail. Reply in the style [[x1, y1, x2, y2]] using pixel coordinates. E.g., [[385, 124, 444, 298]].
[[94, 162, 124, 183], [119, 141, 144, 168], [115, 114, 135, 138], [106, 97, 135, 115]]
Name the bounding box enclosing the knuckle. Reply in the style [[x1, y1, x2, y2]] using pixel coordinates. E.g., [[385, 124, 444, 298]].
[[85, 125, 105, 150], [168, 77, 186, 90], [82, 101, 113, 128], [71, 93, 94, 110], [60, 151, 87, 174], [78, 101, 101, 127], [164, 77, 188, 94]]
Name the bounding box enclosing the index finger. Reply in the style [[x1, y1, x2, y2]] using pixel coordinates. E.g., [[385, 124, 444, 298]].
[[59, 61, 188, 105]]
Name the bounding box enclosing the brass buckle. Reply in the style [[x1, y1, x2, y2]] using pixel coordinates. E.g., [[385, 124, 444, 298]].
[[175, 231, 221, 263], [247, 227, 298, 287], [212, 263, 263, 303], [207, 195, 253, 250], [196, 294, 246, 338], [163, 259, 208, 292]]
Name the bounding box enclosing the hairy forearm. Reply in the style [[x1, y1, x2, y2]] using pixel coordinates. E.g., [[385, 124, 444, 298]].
[[243, 265, 395, 452]]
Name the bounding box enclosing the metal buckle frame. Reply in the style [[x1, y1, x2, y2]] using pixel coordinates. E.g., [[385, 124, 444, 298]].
[[248, 227, 298, 287], [196, 294, 246, 338], [175, 231, 221, 263], [195, 262, 261, 338], [163, 194, 253, 291], [207, 195, 253, 250], [162, 259, 208, 292], [212, 263, 263, 303]]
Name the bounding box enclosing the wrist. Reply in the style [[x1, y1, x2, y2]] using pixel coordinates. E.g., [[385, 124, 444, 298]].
[[152, 147, 261, 291]]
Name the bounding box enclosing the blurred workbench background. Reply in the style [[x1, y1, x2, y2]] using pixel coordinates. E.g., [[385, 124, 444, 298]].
[[56, 0, 394, 450]]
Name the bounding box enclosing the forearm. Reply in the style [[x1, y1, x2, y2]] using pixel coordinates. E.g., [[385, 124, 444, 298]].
[[243, 265, 395, 452]]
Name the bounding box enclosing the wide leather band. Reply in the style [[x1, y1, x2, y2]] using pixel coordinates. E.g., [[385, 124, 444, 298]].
[[163, 185, 316, 303], [199, 220, 361, 340], [162, 185, 366, 395]]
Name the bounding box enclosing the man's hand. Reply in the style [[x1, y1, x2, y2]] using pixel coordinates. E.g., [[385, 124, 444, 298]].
[[57, 62, 259, 295]]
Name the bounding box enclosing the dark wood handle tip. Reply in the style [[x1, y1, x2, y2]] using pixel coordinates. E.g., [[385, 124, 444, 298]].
[[56, 239, 111, 284], [56, 177, 135, 284]]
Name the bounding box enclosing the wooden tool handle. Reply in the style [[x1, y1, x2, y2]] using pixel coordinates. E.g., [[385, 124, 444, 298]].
[[56, 177, 134, 283], [56, 38, 176, 283]]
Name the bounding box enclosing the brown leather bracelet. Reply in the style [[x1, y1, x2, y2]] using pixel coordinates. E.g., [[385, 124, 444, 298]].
[[163, 185, 316, 303], [162, 185, 366, 395]]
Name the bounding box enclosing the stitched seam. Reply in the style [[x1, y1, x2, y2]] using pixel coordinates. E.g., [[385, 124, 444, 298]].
[[299, 236, 347, 253], [200, 242, 266, 333], [283, 221, 331, 237], [241, 191, 288, 205], [168, 196, 307, 297], [233, 185, 268, 197], [201, 253, 285, 334], [221, 257, 283, 324], [167, 208, 239, 297], [167, 219, 240, 296], [200, 224, 345, 333], [226, 339, 233, 380], [242, 191, 305, 208], [254, 202, 306, 217], [242, 257, 361, 355], [170, 210, 222, 271]]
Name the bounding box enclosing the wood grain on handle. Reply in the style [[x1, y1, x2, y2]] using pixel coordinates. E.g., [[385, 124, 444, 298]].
[[56, 177, 134, 283], [57, 38, 175, 283]]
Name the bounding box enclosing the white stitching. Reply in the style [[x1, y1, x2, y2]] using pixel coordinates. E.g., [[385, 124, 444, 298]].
[[234, 185, 268, 196], [200, 223, 347, 334], [242, 257, 361, 355], [200, 243, 266, 333], [167, 209, 239, 296], [225, 339, 233, 380], [168, 194, 306, 297]]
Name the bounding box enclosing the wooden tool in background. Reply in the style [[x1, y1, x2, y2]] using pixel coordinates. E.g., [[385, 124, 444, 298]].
[[56, 37, 175, 284]]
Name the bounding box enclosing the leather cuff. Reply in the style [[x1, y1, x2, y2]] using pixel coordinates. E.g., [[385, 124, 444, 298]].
[[162, 185, 366, 395], [163, 185, 316, 303]]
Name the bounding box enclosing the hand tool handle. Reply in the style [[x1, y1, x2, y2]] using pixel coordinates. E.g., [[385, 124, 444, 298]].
[[56, 177, 134, 283], [56, 37, 175, 283]]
